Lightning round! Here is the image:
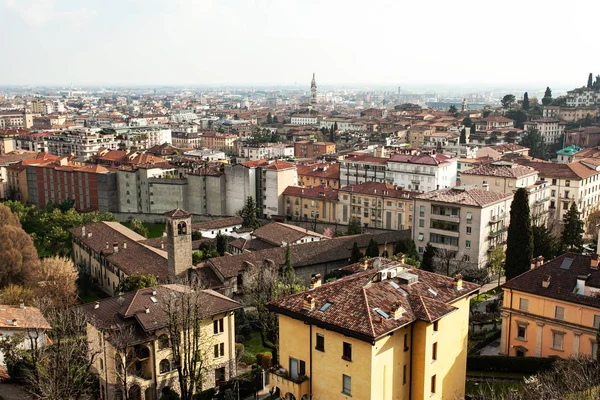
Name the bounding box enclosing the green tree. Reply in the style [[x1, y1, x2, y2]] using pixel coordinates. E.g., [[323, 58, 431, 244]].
[[333, 122, 338, 133], [488, 246, 506, 287], [279, 244, 302, 290], [532, 225, 559, 261], [505, 109, 527, 129], [461, 117, 473, 127], [349, 242, 363, 263], [237, 196, 261, 229], [394, 237, 419, 259], [216, 232, 228, 256], [365, 238, 380, 258], [588, 73, 593, 89], [542, 86, 552, 106], [501, 94, 516, 109], [116, 274, 158, 294], [347, 216, 362, 235], [520, 128, 546, 159], [594, 75, 600, 90], [448, 105, 458, 114], [522, 92, 530, 111], [482, 109, 492, 118], [192, 251, 204, 264], [129, 218, 148, 238], [459, 128, 467, 144], [266, 112, 273, 124], [505, 188, 533, 280], [420, 243, 436, 273], [562, 202, 584, 252], [273, 115, 279, 124]]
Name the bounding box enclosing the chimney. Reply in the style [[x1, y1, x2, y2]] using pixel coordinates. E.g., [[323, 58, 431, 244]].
[[390, 302, 404, 320], [19, 300, 25, 309], [302, 294, 315, 311], [359, 259, 368, 270], [453, 274, 463, 290], [531, 255, 545, 269], [575, 275, 587, 294], [94, 301, 100, 309], [113, 243, 119, 253], [482, 182, 489, 191], [12, 319, 17, 327], [542, 275, 551, 288], [123, 241, 127, 249], [145, 306, 150, 314], [310, 274, 322, 289], [160, 242, 165, 249], [88, 231, 92, 238], [591, 254, 599, 270], [81, 226, 86, 237]]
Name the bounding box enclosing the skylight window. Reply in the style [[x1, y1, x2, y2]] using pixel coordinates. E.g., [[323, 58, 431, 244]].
[[428, 288, 438, 296], [375, 308, 391, 319], [389, 281, 400, 289], [319, 302, 332, 312], [150, 296, 158, 303], [560, 258, 573, 270]]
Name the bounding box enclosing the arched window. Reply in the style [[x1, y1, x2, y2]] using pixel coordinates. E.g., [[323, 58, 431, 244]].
[[158, 334, 169, 350], [99, 358, 104, 371], [177, 222, 187, 235], [159, 359, 171, 374]]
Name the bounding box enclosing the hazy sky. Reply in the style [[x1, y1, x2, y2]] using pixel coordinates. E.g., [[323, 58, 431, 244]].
[[1, 0, 599, 88]]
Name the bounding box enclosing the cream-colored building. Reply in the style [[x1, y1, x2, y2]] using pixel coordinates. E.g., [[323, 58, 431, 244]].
[[267, 257, 479, 400], [82, 285, 242, 400], [414, 187, 513, 269]]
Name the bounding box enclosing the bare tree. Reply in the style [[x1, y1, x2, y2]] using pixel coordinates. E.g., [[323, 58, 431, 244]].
[[432, 248, 471, 277], [34, 256, 79, 308], [108, 325, 139, 400], [160, 286, 216, 400]]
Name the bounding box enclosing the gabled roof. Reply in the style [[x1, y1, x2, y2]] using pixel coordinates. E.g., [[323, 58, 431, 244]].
[[251, 222, 328, 246], [461, 162, 538, 179], [282, 185, 339, 200], [0, 305, 51, 330], [415, 187, 512, 207], [268, 258, 478, 342], [164, 208, 191, 219]]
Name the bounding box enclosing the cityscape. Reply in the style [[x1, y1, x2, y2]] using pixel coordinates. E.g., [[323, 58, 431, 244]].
[[1, 1, 600, 400]]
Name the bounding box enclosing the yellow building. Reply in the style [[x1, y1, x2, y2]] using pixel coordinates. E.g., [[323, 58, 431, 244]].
[[500, 253, 600, 358], [267, 257, 479, 400], [282, 185, 338, 223], [81, 285, 242, 400], [338, 182, 415, 231]]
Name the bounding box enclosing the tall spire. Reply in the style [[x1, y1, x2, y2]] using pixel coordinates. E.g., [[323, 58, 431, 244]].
[[310, 73, 317, 105]]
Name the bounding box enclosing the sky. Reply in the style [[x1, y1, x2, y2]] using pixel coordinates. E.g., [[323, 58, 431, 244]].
[[1, 0, 599, 89]]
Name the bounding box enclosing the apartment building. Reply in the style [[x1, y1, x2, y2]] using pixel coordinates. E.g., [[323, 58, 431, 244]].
[[261, 160, 298, 218], [171, 130, 203, 149], [296, 162, 340, 189], [293, 140, 336, 159], [338, 182, 415, 231], [0, 110, 33, 129], [566, 87, 600, 107], [565, 126, 600, 148], [46, 128, 119, 159], [201, 132, 237, 154], [340, 154, 389, 185], [387, 152, 457, 193], [267, 257, 479, 400], [290, 114, 318, 125], [283, 185, 338, 223], [460, 161, 550, 222], [319, 117, 366, 132], [81, 285, 241, 400], [238, 143, 294, 161], [474, 115, 515, 131], [500, 253, 600, 359], [15, 131, 49, 152], [414, 187, 513, 269], [518, 159, 600, 221], [523, 118, 566, 144]]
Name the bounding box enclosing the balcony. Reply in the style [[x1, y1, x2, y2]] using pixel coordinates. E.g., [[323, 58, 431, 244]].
[[490, 212, 506, 222], [270, 368, 310, 400], [488, 227, 507, 238], [430, 214, 460, 222]]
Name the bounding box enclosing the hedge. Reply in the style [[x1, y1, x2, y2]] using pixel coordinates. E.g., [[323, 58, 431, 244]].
[[467, 355, 556, 375]]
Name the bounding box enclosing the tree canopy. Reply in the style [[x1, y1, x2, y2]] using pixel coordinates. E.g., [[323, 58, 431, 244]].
[[349, 242, 363, 263], [501, 94, 516, 109], [520, 128, 546, 159], [505, 188, 533, 280], [420, 243, 436, 273], [237, 196, 261, 229], [562, 202, 584, 252], [542, 86, 553, 106], [522, 92, 530, 111], [347, 216, 362, 235], [365, 238, 380, 258], [394, 237, 419, 259], [116, 274, 158, 294]]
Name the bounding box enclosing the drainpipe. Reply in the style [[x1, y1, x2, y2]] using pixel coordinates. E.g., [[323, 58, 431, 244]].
[[309, 324, 313, 399], [408, 324, 414, 400], [507, 288, 513, 356]]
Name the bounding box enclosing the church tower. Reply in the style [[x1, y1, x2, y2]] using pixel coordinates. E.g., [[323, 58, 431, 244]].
[[461, 98, 467, 112], [311, 73, 317, 105], [165, 209, 192, 277]]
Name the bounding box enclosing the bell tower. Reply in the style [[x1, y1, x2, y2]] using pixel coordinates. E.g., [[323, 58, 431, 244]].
[[165, 209, 192, 277], [310, 73, 317, 106]]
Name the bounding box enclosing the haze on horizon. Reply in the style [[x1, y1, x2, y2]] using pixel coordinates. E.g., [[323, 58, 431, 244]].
[[1, 0, 598, 90]]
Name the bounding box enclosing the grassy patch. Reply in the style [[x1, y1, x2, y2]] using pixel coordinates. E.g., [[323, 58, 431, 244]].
[[243, 330, 270, 357], [121, 222, 165, 238], [466, 380, 522, 398]]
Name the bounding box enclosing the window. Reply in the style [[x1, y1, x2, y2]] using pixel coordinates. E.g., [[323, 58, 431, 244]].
[[552, 179, 557, 185], [419, 219, 425, 227], [551, 190, 556, 197], [404, 333, 409, 351], [431, 375, 437, 394], [432, 342, 438, 361], [213, 318, 224, 334], [433, 321, 438, 332], [552, 331, 564, 351], [466, 226, 472, 234], [158, 334, 169, 350], [566, 180, 571, 187], [466, 211, 472, 221], [159, 359, 170, 374], [419, 205, 425, 217], [316, 334, 325, 352], [592, 341, 598, 359], [519, 298, 529, 312], [465, 240, 471, 248], [418, 233, 424, 241], [403, 364, 407, 384], [342, 375, 351, 395], [214, 343, 225, 358], [594, 315, 600, 329], [342, 342, 352, 361], [555, 306, 565, 320], [517, 325, 526, 340]]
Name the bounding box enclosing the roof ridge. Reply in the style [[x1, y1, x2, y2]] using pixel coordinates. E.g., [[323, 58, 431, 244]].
[[362, 286, 376, 338], [123, 289, 140, 316]]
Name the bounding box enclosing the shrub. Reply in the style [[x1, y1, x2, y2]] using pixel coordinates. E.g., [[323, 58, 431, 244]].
[[261, 353, 272, 369], [240, 351, 255, 365]]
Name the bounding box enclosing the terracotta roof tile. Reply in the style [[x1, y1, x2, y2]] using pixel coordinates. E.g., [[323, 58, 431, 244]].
[[415, 187, 512, 207]]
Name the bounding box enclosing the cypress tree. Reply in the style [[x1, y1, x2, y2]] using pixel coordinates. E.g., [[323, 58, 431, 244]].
[[522, 92, 529, 111], [459, 128, 467, 144], [350, 242, 363, 263], [542, 87, 552, 106], [588, 73, 594, 89], [562, 202, 584, 252], [420, 243, 436, 272], [216, 232, 228, 256], [365, 238, 380, 258], [505, 188, 533, 280]]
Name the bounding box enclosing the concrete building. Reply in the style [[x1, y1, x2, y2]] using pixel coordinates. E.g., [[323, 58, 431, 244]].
[[414, 187, 514, 269], [523, 118, 566, 144], [0, 110, 33, 129], [81, 285, 242, 400], [293, 140, 335, 159], [297, 162, 340, 189], [338, 182, 415, 231], [46, 128, 119, 159], [201, 132, 237, 154], [261, 160, 297, 217], [290, 114, 318, 125], [566, 87, 600, 107], [238, 143, 294, 161], [500, 253, 600, 358], [267, 257, 479, 400], [283, 185, 339, 223]]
